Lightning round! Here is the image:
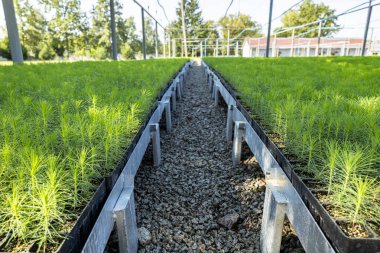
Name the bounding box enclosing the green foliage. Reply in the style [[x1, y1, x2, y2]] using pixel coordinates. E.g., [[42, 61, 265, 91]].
[[167, 0, 219, 57], [218, 13, 261, 55], [121, 43, 135, 59], [205, 57, 380, 228], [0, 59, 186, 250], [275, 0, 339, 37]]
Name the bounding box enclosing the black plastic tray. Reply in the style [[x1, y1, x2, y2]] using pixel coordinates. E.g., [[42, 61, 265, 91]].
[[206, 63, 380, 253], [56, 62, 189, 253]]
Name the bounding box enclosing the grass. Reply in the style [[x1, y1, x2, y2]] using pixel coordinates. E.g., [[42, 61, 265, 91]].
[[204, 56, 380, 233], [0, 59, 186, 251]]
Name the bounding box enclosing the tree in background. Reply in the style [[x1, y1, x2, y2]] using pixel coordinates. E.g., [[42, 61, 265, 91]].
[[168, 0, 218, 57], [15, 0, 47, 59], [39, 0, 85, 57], [275, 0, 339, 38], [218, 13, 261, 56]]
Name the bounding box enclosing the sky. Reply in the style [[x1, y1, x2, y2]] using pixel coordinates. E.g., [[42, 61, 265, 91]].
[[1, 0, 380, 41]]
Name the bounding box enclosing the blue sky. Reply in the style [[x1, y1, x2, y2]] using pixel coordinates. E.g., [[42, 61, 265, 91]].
[[1, 0, 380, 41]]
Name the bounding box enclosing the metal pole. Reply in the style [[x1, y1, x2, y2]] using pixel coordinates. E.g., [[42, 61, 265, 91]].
[[362, 0, 372, 56], [155, 21, 158, 58], [180, 0, 188, 57], [290, 29, 295, 56], [172, 38, 176, 57], [110, 0, 118, 60], [168, 36, 171, 57], [316, 20, 322, 56], [227, 29, 230, 56], [216, 39, 219, 56], [163, 32, 166, 58], [200, 41, 203, 57], [141, 8, 146, 60], [265, 0, 274, 57], [2, 0, 23, 63], [206, 40, 208, 56]]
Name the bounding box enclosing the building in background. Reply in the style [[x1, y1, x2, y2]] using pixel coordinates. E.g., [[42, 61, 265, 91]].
[[242, 37, 379, 57]]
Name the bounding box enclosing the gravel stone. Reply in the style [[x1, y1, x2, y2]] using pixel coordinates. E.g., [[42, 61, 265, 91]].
[[217, 213, 240, 229], [138, 227, 152, 246]]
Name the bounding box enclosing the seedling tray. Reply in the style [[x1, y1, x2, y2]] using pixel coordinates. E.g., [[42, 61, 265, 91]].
[[207, 63, 380, 253], [54, 62, 189, 253]]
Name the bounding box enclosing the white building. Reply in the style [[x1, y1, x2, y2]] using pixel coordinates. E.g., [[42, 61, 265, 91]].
[[242, 37, 378, 57]]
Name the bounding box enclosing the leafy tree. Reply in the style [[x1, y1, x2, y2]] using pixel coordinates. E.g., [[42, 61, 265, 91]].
[[0, 37, 28, 60], [168, 0, 218, 56], [39, 0, 85, 57], [89, 0, 139, 59], [120, 43, 134, 59], [15, 0, 47, 59], [275, 0, 339, 38], [144, 17, 159, 55], [218, 13, 261, 55]]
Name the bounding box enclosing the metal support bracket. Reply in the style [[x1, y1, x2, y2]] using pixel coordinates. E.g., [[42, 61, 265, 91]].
[[260, 184, 288, 253], [113, 186, 138, 253], [150, 123, 161, 166], [171, 86, 177, 111], [232, 121, 246, 166], [226, 105, 234, 142], [160, 99, 172, 133], [176, 80, 182, 99], [209, 75, 213, 93], [214, 85, 220, 106]]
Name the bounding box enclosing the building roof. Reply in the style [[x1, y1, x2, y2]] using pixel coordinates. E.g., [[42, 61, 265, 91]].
[[243, 37, 364, 49]]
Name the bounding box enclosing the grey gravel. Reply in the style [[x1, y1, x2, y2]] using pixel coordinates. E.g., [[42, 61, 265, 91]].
[[104, 61, 304, 253]]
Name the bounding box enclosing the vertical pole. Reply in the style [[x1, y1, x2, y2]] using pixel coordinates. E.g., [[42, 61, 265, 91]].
[[141, 8, 146, 60], [172, 38, 176, 57], [227, 29, 230, 56], [2, 0, 23, 63], [362, 0, 372, 56], [265, 0, 274, 57], [316, 20, 322, 56], [205, 39, 208, 56], [110, 0, 118, 60], [235, 41, 239, 56], [290, 29, 295, 56], [163, 32, 166, 58], [200, 41, 203, 57], [257, 38, 260, 56], [216, 39, 219, 56], [180, 0, 188, 57], [155, 21, 158, 58], [168, 36, 171, 57]]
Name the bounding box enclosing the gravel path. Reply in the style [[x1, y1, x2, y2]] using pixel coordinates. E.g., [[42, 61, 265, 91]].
[[105, 61, 303, 253]]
